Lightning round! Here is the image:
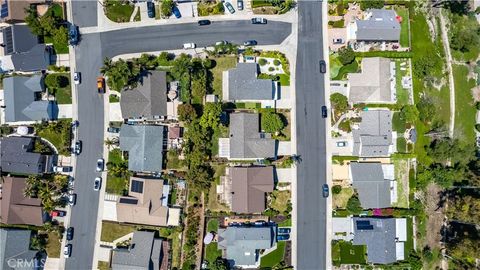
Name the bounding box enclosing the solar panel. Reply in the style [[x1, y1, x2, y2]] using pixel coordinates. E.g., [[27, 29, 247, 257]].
[[3, 26, 12, 54], [119, 198, 138, 205], [1, 2, 8, 19], [356, 220, 373, 230], [130, 180, 144, 193]]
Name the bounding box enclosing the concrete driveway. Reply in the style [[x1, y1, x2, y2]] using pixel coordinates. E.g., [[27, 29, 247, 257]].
[[175, 2, 197, 18]]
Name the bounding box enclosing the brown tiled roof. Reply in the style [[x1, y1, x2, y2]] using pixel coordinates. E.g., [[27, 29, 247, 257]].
[[116, 176, 168, 226], [230, 166, 274, 213], [168, 126, 182, 139], [0, 0, 45, 23], [0, 176, 44, 226]]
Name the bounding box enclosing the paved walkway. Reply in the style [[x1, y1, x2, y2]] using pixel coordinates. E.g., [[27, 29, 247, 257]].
[[43, 258, 60, 270], [57, 104, 73, 119], [439, 10, 455, 138]]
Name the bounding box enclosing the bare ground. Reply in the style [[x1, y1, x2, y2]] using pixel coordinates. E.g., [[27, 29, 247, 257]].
[[425, 183, 444, 250]]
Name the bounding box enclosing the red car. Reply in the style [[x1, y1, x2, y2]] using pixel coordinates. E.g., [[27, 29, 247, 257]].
[[51, 210, 66, 217]]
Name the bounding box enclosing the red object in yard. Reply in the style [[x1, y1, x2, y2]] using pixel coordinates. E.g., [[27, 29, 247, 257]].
[[396, 15, 403, 23], [50, 210, 66, 217]]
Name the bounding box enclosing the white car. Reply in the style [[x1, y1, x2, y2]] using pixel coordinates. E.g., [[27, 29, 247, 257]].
[[73, 72, 81, 85], [53, 166, 73, 173], [64, 244, 72, 258], [336, 141, 348, 147], [183, 43, 196, 49], [96, 158, 104, 172], [93, 177, 102, 191], [215, 40, 228, 46], [68, 193, 76, 206]]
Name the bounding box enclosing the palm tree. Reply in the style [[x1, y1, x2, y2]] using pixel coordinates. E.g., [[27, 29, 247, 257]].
[[104, 138, 118, 149], [24, 175, 40, 198], [100, 57, 113, 75]]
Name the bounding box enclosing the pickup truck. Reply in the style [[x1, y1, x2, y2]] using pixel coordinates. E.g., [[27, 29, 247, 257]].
[[97, 77, 105, 94]]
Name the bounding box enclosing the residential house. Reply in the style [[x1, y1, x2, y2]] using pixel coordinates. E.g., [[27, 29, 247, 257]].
[[346, 57, 395, 104], [120, 71, 170, 121], [0, 25, 50, 72], [116, 175, 180, 227], [352, 110, 394, 157], [111, 231, 169, 270], [218, 226, 275, 268], [222, 63, 277, 102], [218, 112, 276, 160], [119, 124, 164, 173], [0, 0, 45, 23], [349, 162, 396, 209], [332, 217, 407, 264], [349, 9, 401, 42], [0, 177, 45, 226], [4, 75, 55, 123], [0, 136, 53, 175], [218, 166, 274, 213], [0, 228, 40, 270]]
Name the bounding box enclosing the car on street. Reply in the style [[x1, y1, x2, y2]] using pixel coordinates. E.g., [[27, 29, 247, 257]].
[[68, 24, 79, 46], [332, 38, 344, 44], [215, 40, 228, 46], [66, 227, 74, 241], [254, 221, 265, 226], [73, 141, 82, 155], [147, 1, 155, 18], [73, 72, 81, 84], [243, 40, 257, 46], [278, 227, 291, 234], [53, 166, 73, 173], [336, 141, 347, 147], [64, 244, 72, 258], [322, 184, 329, 198], [172, 5, 181, 18], [72, 120, 79, 128], [319, 60, 326, 73], [96, 158, 104, 172], [198, 19, 211, 26], [107, 126, 120, 133], [224, 2, 235, 13], [97, 76, 105, 94], [251, 17, 267, 24], [277, 234, 290, 241], [68, 194, 77, 206], [68, 176, 74, 189], [50, 210, 66, 217], [321, 106, 328, 118], [237, 0, 244, 10], [183, 43, 196, 49], [94, 177, 102, 191]]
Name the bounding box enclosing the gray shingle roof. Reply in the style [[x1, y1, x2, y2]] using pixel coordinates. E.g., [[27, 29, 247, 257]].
[[224, 63, 275, 101], [352, 217, 398, 264], [0, 228, 38, 270], [229, 113, 276, 159], [347, 57, 393, 103], [350, 162, 391, 209], [120, 71, 168, 119], [111, 231, 163, 270], [10, 44, 49, 72], [0, 136, 46, 174], [353, 110, 392, 157], [218, 226, 274, 267], [4, 75, 53, 122], [2, 24, 39, 55], [119, 124, 164, 172], [355, 9, 401, 41]]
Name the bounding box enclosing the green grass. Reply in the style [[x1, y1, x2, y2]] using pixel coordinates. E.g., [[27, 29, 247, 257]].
[[269, 190, 290, 213], [252, 0, 273, 8], [36, 120, 71, 156], [133, 8, 140, 21], [453, 65, 477, 144], [100, 221, 135, 242], [47, 73, 71, 104], [211, 57, 237, 97], [97, 261, 111, 270], [396, 7, 410, 48], [277, 218, 291, 227], [45, 232, 61, 258], [404, 217, 414, 258], [169, 187, 177, 205], [336, 241, 367, 264], [329, 53, 342, 79], [392, 158, 410, 208], [106, 149, 128, 195], [392, 112, 406, 133], [207, 219, 219, 232], [104, 0, 135, 23], [395, 60, 411, 105], [48, 3, 64, 18], [260, 241, 286, 267], [278, 73, 290, 86], [205, 243, 222, 264], [397, 137, 407, 154], [109, 95, 120, 103], [332, 59, 359, 80]]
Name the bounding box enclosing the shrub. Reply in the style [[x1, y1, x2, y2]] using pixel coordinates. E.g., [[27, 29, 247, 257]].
[[273, 59, 281, 66], [258, 58, 267, 66], [338, 46, 355, 65], [161, 0, 174, 17], [332, 19, 344, 28], [476, 124, 480, 132], [332, 185, 342, 195], [476, 102, 480, 110], [203, 58, 215, 69], [268, 67, 275, 72], [45, 74, 68, 89], [338, 119, 351, 133], [346, 195, 363, 215], [261, 111, 284, 133]]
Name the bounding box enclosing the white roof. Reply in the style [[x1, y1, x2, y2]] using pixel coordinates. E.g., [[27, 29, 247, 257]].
[[332, 217, 354, 241], [395, 218, 407, 241], [395, 242, 405, 260], [167, 208, 181, 226], [382, 164, 395, 180]]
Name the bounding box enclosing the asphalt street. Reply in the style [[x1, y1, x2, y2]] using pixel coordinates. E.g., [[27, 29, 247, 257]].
[[66, 20, 292, 269], [295, 1, 327, 269], [71, 0, 98, 28]]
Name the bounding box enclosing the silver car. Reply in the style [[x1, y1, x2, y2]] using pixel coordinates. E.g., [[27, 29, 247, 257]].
[[93, 177, 102, 191], [96, 158, 104, 172]]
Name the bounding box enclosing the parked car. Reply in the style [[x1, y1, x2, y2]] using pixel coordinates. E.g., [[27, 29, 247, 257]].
[[278, 227, 291, 234], [277, 234, 290, 241], [243, 40, 257, 46], [93, 177, 102, 191], [336, 141, 347, 147], [224, 2, 235, 13], [97, 77, 105, 94], [172, 5, 181, 18], [332, 38, 344, 44], [96, 158, 104, 172], [319, 60, 326, 73], [68, 193, 76, 206], [53, 166, 73, 173], [147, 1, 155, 18], [321, 106, 328, 118], [215, 40, 228, 46], [50, 210, 66, 217], [73, 141, 82, 155], [322, 184, 329, 198], [68, 176, 74, 189], [71, 120, 79, 128], [68, 24, 79, 46], [237, 0, 244, 10], [254, 221, 266, 226], [66, 227, 74, 241], [198, 19, 211, 26], [251, 17, 267, 24], [229, 222, 241, 227], [64, 244, 72, 258], [73, 72, 81, 84], [107, 126, 120, 133], [183, 43, 196, 49]]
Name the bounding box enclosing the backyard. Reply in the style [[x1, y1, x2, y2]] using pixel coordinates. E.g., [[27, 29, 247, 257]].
[[392, 158, 410, 208], [211, 56, 237, 97], [260, 241, 286, 267], [106, 149, 129, 195], [395, 6, 410, 48], [453, 65, 477, 144], [204, 219, 222, 264], [395, 59, 411, 105]]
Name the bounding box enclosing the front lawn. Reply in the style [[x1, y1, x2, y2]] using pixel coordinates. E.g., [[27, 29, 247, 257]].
[[97, 261, 110, 270], [211, 57, 237, 97], [109, 94, 120, 103], [332, 59, 360, 81], [260, 241, 286, 267], [453, 65, 477, 144], [104, 0, 135, 23], [106, 149, 128, 195], [46, 73, 71, 104], [332, 240, 367, 265], [333, 187, 354, 209], [45, 231, 61, 258], [35, 120, 71, 156], [278, 73, 290, 86], [269, 190, 291, 213], [100, 221, 135, 242]]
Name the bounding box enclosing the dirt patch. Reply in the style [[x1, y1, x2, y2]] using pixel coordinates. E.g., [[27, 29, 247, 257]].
[[333, 187, 353, 209], [471, 85, 480, 102], [425, 183, 444, 250]]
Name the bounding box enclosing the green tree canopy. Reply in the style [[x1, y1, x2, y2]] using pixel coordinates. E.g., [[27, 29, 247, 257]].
[[178, 104, 198, 123], [337, 46, 355, 65], [330, 93, 348, 114], [346, 194, 363, 215], [399, 105, 419, 124], [416, 97, 436, 123], [360, 0, 384, 10], [261, 111, 285, 133], [200, 103, 222, 130]]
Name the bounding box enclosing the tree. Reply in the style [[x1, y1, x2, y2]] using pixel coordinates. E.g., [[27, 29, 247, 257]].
[[178, 104, 197, 123], [25, 7, 42, 36], [161, 0, 175, 18], [200, 103, 222, 130], [399, 105, 419, 124], [427, 139, 475, 166], [203, 58, 215, 69], [337, 46, 355, 65], [332, 185, 342, 195], [45, 74, 63, 89], [104, 138, 119, 149], [157, 52, 174, 66], [209, 258, 229, 270], [450, 14, 480, 53], [346, 195, 363, 215], [360, 0, 384, 10], [330, 93, 348, 114], [447, 193, 480, 224], [191, 72, 207, 100], [52, 26, 68, 50], [416, 97, 436, 123], [261, 111, 285, 133]]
